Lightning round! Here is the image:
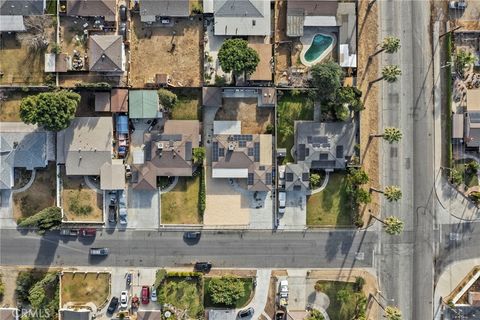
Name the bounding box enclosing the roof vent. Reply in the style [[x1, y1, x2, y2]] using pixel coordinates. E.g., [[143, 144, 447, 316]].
[[228, 144, 235, 151], [157, 142, 164, 150]]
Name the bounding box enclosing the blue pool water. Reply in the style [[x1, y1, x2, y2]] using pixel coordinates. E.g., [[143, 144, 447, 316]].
[[304, 34, 334, 62]]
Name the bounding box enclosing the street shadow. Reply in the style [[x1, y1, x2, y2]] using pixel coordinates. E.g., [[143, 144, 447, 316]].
[[33, 231, 59, 267], [324, 230, 355, 261]]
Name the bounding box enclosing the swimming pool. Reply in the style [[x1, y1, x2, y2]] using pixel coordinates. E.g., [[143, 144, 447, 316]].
[[300, 33, 335, 67]]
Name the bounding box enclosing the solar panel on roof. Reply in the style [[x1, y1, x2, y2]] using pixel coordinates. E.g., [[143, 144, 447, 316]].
[[286, 172, 294, 182], [239, 141, 247, 147], [336, 145, 344, 158], [313, 136, 329, 144], [298, 144, 306, 161], [212, 142, 219, 162], [253, 142, 260, 162], [319, 153, 329, 160], [247, 173, 254, 185], [266, 173, 272, 185], [248, 148, 254, 157], [218, 147, 225, 157], [302, 172, 309, 181]]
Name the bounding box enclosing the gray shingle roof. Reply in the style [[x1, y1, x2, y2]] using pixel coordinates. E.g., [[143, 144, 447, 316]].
[[88, 35, 124, 72], [140, 0, 189, 20], [0, 0, 44, 15], [213, 0, 271, 36], [66, 0, 116, 21], [0, 15, 25, 31]]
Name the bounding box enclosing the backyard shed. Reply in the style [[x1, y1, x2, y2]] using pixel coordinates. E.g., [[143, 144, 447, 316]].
[[202, 87, 222, 107], [111, 89, 128, 112], [129, 90, 159, 119], [452, 113, 464, 140]]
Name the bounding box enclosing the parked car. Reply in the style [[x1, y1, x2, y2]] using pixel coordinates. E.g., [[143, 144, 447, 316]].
[[119, 22, 127, 41], [449, 0, 467, 10], [119, 4, 127, 21], [119, 208, 127, 225], [107, 297, 119, 315], [278, 191, 286, 214], [141, 286, 150, 304], [184, 231, 201, 240], [194, 262, 212, 272], [126, 273, 132, 287], [120, 291, 129, 308], [89, 248, 109, 256], [150, 287, 157, 302], [60, 229, 78, 236], [79, 228, 96, 237], [279, 280, 289, 298], [278, 165, 286, 189], [119, 191, 127, 225], [237, 307, 254, 318], [108, 192, 118, 224]]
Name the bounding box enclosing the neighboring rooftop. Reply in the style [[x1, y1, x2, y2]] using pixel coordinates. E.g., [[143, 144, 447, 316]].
[[60, 309, 92, 320], [0, 0, 44, 15], [285, 163, 310, 192], [202, 87, 222, 108], [66, 0, 116, 21], [294, 120, 356, 171], [0, 123, 53, 190], [467, 88, 480, 111], [57, 117, 113, 176], [0, 15, 25, 32], [88, 35, 125, 73], [129, 90, 160, 119], [111, 89, 129, 112], [94, 91, 111, 112], [139, 0, 189, 22], [212, 0, 271, 36], [100, 159, 125, 190]]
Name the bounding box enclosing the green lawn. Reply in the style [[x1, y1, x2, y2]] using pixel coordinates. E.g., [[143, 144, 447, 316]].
[[46, 0, 57, 14], [170, 89, 201, 120], [158, 276, 203, 318], [306, 172, 353, 227], [314, 281, 366, 320], [453, 160, 479, 188], [204, 277, 254, 309], [277, 92, 314, 163], [161, 174, 202, 224]]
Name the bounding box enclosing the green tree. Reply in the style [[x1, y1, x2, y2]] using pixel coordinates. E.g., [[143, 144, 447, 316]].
[[354, 277, 365, 292], [378, 36, 401, 54], [157, 89, 177, 109], [20, 90, 80, 131], [0, 275, 5, 300], [466, 161, 480, 174], [336, 289, 351, 304], [307, 309, 325, 320], [18, 206, 62, 234], [355, 188, 372, 204], [310, 173, 322, 189], [335, 103, 351, 121], [207, 276, 246, 306], [371, 65, 402, 84], [336, 86, 364, 112], [455, 49, 477, 72], [192, 147, 206, 165], [16, 272, 37, 303], [384, 306, 402, 320], [451, 168, 463, 186], [310, 60, 344, 101], [347, 168, 370, 186], [370, 127, 402, 143], [218, 39, 259, 75]]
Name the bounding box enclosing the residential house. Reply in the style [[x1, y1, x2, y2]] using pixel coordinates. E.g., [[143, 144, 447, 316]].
[[0, 307, 19, 320], [0, 0, 44, 33], [111, 89, 129, 113], [57, 117, 113, 176], [212, 121, 273, 191], [139, 0, 189, 23], [452, 113, 464, 144], [129, 90, 160, 119], [88, 35, 125, 73], [286, 0, 357, 67], [66, 0, 116, 22], [465, 88, 480, 149], [294, 120, 356, 172], [207, 0, 271, 36], [284, 163, 310, 192], [60, 308, 92, 320], [132, 120, 200, 190], [0, 123, 54, 190]]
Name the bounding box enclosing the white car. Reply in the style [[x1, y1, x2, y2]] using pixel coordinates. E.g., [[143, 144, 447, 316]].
[[150, 287, 157, 302], [278, 191, 286, 214], [120, 291, 129, 308], [279, 280, 288, 298]]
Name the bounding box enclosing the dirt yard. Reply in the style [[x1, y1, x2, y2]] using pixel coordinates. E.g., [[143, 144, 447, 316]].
[[61, 272, 110, 308], [0, 268, 19, 307], [59, 16, 87, 63], [62, 174, 103, 222], [357, 0, 381, 224], [215, 98, 273, 134], [0, 16, 56, 86], [13, 162, 56, 221], [0, 91, 28, 122], [129, 14, 203, 87]]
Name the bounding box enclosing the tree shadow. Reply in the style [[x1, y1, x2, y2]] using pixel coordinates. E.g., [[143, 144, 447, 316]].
[[33, 231, 59, 267]]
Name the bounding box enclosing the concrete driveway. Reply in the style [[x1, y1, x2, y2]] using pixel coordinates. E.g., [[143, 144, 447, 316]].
[[127, 187, 159, 229], [0, 190, 15, 228], [278, 191, 306, 230]]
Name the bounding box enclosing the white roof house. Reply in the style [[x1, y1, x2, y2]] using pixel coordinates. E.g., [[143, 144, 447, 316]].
[[212, 0, 271, 36], [0, 15, 25, 32]]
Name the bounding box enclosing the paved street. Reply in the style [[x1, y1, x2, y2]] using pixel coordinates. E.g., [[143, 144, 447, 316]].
[[0, 229, 377, 269], [378, 0, 436, 319]]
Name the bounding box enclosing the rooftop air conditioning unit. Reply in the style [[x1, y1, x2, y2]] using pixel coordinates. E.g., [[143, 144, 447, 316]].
[[228, 144, 235, 151], [157, 142, 164, 150]]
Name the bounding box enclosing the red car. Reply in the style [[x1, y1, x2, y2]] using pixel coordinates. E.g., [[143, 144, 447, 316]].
[[79, 228, 96, 237], [141, 286, 150, 304]]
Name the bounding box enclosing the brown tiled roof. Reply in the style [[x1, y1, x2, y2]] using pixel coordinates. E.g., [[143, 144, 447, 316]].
[[67, 0, 116, 21], [111, 89, 128, 112]]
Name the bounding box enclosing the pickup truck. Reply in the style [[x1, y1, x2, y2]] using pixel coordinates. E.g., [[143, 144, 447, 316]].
[[108, 192, 118, 224], [89, 248, 109, 256], [79, 228, 96, 237], [60, 229, 79, 236], [278, 280, 288, 307]]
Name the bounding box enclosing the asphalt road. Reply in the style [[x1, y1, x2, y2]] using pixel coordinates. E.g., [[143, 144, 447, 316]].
[[0, 229, 378, 269], [378, 0, 435, 319]]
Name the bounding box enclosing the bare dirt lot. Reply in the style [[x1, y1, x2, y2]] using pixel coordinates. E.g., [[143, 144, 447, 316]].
[[214, 98, 273, 134], [0, 91, 27, 122], [62, 173, 103, 222], [129, 14, 203, 87]]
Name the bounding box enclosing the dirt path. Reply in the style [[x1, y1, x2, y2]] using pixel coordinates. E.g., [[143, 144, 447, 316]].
[[357, 0, 381, 223]]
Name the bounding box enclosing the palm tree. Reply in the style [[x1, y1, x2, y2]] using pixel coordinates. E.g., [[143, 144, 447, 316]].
[[370, 65, 402, 84], [370, 127, 403, 143], [371, 215, 404, 235], [370, 185, 402, 202], [374, 36, 401, 55], [384, 306, 402, 320]]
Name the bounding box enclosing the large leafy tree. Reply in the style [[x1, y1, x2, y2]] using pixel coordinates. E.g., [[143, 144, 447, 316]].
[[218, 39, 259, 75], [310, 60, 344, 101], [207, 276, 246, 306], [20, 90, 80, 131], [18, 206, 62, 234], [370, 65, 402, 84], [157, 89, 177, 109]]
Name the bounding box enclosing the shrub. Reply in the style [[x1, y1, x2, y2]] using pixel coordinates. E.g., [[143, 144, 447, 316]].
[[18, 207, 62, 233], [193, 147, 206, 165], [310, 173, 322, 189], [354, 277, 365, 292], [50, 43, 62, 54], [0, 275, 4, 300], [154, 269, 167, 288], [198, 167, 206, 217], [265, 124, 274, 134], [207, 276, 246, 306], [69, 197, 93, 216], [158, 89, 177, 109], [74, 82, 112, 90], [191, 2, 203, 14], [166, 271, 202, 278], [215, 75, 227, 86]]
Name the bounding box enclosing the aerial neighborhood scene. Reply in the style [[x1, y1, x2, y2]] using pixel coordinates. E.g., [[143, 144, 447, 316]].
[[1, 0, 480, 319]]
